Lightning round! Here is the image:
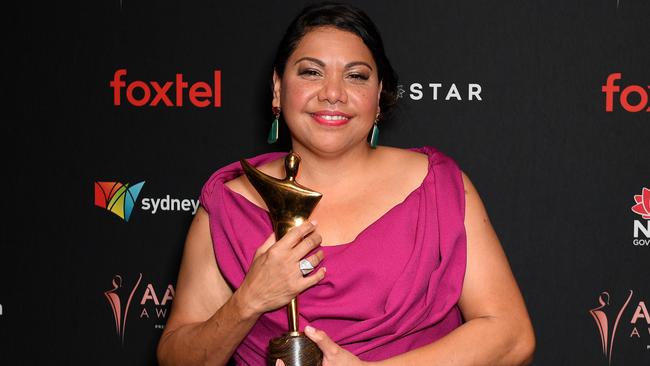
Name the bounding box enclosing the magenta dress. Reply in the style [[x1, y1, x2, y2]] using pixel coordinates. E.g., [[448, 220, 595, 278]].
[[199, 146, 467, 365]]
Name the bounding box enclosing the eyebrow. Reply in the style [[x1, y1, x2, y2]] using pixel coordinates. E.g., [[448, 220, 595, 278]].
[[294, 57, 374, 71]]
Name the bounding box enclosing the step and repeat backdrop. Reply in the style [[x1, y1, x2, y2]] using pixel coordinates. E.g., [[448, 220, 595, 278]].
[[2, 0, 649, 364]]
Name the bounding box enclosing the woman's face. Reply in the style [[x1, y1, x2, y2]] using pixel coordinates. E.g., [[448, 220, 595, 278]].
[[273, 26, 382, 154]]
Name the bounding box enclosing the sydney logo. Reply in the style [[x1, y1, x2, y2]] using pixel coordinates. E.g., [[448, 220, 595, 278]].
[[94, 181, 145, 222]]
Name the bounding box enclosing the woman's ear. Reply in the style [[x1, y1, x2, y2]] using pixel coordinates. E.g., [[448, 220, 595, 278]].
[[272, 70, 282, 108], [377, 80, 383, 101], [376, 80, 383, 116]]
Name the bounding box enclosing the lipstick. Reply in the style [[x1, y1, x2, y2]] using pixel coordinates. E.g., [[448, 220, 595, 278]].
[[311, 111, 352, 126]]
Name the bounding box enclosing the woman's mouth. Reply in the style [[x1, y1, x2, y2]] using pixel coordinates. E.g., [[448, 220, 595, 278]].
[[311, 111, 352, 126]]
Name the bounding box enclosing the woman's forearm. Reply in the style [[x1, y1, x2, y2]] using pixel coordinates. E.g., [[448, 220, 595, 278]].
[[375, 316, 535, 366], [157, 291, 260, 366]]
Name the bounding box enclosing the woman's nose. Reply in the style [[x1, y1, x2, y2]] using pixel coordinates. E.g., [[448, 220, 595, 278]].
[[318, 75, 348, 104]]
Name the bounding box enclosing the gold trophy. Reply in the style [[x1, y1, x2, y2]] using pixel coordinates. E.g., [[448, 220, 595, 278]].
[[240, 152, 323, 366]]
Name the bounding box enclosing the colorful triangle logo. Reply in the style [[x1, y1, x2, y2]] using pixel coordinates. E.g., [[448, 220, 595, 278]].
[[94, 181, 145, 222]]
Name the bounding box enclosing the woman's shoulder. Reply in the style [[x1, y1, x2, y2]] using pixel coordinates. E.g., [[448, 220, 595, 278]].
[[367, 146, 430, 200], [376, 145, 460, 176], [378, 145, 429, 161], [375, 145, 428, 177], [377, 145, 464, 201]]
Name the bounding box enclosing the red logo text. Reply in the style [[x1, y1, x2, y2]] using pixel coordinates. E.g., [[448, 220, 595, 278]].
[[110, 69, 222, 108], [602, 73, 650, 112]]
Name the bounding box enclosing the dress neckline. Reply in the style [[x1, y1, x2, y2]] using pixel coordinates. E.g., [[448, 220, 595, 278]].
[[221, 147, 434, 248]]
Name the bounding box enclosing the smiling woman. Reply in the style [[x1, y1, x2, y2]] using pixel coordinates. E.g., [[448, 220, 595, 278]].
[[273, 26, 382, 155], [156, 2, 535, 366]]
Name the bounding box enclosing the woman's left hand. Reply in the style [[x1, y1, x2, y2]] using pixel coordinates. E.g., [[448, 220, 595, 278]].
[[275, 326, 368, 366], [305, 325, 368, 366]]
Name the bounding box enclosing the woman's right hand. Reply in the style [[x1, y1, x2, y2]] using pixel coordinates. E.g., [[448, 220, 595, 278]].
[[234, 221, 326, 318]]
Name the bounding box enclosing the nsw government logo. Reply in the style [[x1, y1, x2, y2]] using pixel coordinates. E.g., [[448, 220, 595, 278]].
[[631, 187, 650, 247]]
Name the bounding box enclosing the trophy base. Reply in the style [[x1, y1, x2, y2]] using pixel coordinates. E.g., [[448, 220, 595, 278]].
[[267, 332, 323, 366]]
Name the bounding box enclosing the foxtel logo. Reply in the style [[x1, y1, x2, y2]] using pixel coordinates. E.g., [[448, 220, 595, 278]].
[[110, 69, 221, 107], [602, 73, 650, 112]]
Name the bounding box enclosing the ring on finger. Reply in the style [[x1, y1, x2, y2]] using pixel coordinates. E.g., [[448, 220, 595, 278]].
[[299, 258, 315, 276]]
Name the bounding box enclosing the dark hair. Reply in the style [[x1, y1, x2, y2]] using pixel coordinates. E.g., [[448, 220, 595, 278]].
[[273, 2, 398, 117]]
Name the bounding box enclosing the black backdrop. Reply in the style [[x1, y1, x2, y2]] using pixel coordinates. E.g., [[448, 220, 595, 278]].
[[2, 0, 649, 365]]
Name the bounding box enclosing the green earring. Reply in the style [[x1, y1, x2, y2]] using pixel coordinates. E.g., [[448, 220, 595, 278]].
[[268, 107, 280, 144], [369, 117, 379, 148]]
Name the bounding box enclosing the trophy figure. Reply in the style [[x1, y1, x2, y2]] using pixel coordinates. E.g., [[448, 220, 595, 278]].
[[240, 152, 323, 366]]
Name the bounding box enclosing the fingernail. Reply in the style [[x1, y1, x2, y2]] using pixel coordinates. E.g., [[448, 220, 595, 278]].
[[310, 220, 318, 226], [305, 325, 315, 334]]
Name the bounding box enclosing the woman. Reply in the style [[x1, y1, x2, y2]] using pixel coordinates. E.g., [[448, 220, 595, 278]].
[[157, 3, 535, 365]]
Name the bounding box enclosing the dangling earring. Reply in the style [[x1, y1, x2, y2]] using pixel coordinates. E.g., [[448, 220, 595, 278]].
[[268, 106, 280, 144], [369, 114, 380, 148]]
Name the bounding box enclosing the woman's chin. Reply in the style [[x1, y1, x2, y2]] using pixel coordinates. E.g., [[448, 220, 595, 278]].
[[299, 137, 369, 157]]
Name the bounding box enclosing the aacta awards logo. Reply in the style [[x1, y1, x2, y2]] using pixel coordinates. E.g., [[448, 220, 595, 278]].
[[105, 274, 143, 344], [602, 73, 650, 112], [104, 273, 175, 345], [631, 187, 650, 246], [110, 69, 222, 108], [94, 181, 145, 222], [589, 290, 649, 365]]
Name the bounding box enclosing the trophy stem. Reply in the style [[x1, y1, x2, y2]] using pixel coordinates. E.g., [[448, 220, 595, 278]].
[[288, 297, 299, 335]]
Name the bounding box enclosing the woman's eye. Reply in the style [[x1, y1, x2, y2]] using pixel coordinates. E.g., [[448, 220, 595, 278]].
[[348, 73, 370, 81], [299, 69, 321, 77]]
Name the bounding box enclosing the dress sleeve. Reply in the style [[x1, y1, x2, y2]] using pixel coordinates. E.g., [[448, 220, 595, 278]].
[[430, 147, 467, 308], [199, 171, 221, 215]]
